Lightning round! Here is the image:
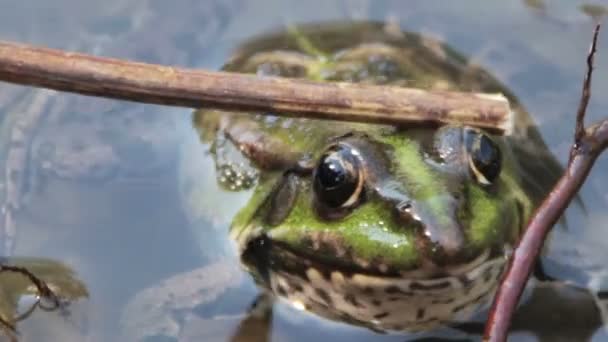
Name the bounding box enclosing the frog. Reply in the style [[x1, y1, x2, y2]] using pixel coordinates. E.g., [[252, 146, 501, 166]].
[[121, 21, 591, 341]]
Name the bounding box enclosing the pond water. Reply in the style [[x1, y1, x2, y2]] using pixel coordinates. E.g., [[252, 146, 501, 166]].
[[0, 1, 608, 341]]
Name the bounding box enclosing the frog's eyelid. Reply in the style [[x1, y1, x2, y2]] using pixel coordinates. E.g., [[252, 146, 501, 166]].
[[340, 147, 366, 208], [341, 161, 365, 208], [466, 132, 501, 186], [468, 155, 492, 185]]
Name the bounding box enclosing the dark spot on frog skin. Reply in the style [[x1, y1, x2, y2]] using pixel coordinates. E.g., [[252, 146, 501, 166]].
[[292, 282, 303, 292], [318, 268, 333, 282], [431, 298, 455, 305], [458, 274, 475, 290], [315, 288, 333, 305], [452, 302, 468, 314], [416, 308, 426, 320], [344, 293, 363, 308], [482, 266, 495, 283], [451, 287, 493, 314], [310, 299, 330, 310], [373, 311, 390, 320], [362, 286, 375, 295], [276, 284, 288, 297], [409, 280, 452, 291], [384, 285, 412, 296]]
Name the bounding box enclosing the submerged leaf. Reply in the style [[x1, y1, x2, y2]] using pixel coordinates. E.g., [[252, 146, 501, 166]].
[[523, 0, 546, 12], [0, 257, 88, 331], [580, 4, 608, 21]]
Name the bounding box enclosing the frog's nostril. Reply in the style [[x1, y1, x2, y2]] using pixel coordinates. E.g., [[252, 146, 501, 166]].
[[396, 201, 422, 226], [424, 223, 465, 261], [395, 200, 465, 262], [397, 201, 412, 212]]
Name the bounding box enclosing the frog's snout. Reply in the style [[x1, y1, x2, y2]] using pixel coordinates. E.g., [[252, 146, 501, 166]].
[[395, 199, 465, 261]]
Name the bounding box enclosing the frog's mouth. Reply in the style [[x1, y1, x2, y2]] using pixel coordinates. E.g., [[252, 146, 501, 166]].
[[240, 232, 494, 285], [240, 232, 505, 333]]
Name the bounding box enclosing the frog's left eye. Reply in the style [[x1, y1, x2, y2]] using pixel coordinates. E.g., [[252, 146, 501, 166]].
[[466, 131, 502, 185], [313, 144, 365, 209]]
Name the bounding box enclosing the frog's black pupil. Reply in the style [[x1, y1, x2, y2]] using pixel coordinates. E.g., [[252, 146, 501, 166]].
[[473, 134, 501, 183], [317, 156, 346, 189], [313, 146, 360, 209]]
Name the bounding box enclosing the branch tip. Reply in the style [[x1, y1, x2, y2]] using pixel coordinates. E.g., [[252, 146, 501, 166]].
[[575, 23, 601, 143]]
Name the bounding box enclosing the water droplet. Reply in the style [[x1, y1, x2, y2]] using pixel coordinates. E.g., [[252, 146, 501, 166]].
[[291, 300, 306, 311], [16, 295, 38, 318], [38, 295, 59, 310]]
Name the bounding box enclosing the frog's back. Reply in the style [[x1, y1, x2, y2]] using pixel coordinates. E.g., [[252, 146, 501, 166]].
[[198, 21, 561, 205]]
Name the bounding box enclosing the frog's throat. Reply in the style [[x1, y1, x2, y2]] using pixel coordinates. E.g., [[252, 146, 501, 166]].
[[240, 233, 506, 333]]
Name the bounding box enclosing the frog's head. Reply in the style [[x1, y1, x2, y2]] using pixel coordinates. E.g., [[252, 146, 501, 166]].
[[229, 122, 528, 331], [233, 124, 524, 270]]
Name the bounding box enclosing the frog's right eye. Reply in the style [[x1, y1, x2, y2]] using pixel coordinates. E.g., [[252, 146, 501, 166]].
[[465, 130, 502, 185], [313, 144, 365, 209]]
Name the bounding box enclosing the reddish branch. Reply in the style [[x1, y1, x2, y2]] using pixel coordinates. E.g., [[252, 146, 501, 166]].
[[0, 40, 513, 134], [484, 24, 608, 342]]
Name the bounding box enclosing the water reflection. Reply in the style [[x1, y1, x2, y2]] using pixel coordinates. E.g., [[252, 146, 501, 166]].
[[0, 1, 606, 341]]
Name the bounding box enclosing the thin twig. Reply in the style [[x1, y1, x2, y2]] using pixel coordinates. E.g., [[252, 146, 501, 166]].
[[0, 264, 63, 338], [484, 23, 608, 342], [575, 24, 600, 142], [0, 264, 60, 308], [0, 40, 513, 134]]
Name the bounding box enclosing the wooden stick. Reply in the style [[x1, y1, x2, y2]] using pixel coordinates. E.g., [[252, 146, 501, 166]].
[[484, 24, 608, 342], [0, 40, 512, 134]]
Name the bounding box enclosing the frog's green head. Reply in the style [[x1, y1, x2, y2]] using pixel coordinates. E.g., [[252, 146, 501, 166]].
[[232, 124, 526, 282]]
